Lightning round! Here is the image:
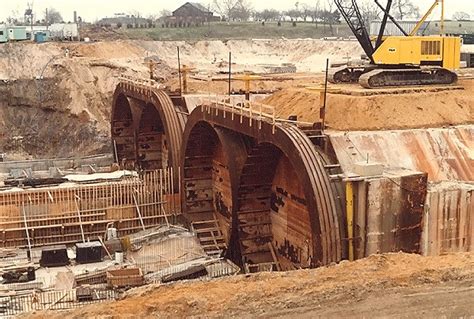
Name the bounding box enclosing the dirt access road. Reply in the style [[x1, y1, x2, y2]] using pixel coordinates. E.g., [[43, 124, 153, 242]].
[[273, 281, 474, 318], [26, 253, 474, 318]]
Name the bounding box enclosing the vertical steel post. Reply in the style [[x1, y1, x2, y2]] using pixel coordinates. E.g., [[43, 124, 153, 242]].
[[228, 52, 232, 96], [322, 58, 329, 133], [177, 46, 182, 95], [346, 181, 354, 261]]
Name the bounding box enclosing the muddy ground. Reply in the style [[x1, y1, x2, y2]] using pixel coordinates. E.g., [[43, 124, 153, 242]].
[[24, 252, 474, 318]]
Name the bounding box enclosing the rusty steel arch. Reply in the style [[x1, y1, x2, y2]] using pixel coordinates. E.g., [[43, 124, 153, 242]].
[[181, 105, 342, 267], [111, 82, 187, 176]]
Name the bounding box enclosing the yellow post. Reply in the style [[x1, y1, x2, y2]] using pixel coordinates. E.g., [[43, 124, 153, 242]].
[[245, 77, 251, 99], [233, 74, 262, 101], [346, 180, 354, 261], [305, 85, 341, 127], [148, 60, 154, 80], [180, 65, 195, 94], [182, 65, 189, 94]]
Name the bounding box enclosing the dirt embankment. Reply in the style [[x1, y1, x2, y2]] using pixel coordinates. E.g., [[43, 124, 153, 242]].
[[24, 253, 474, 319], [0, 39, 360, 159], [263, 84, 474, 131], [0, 42, 154, 158], [0, 39, 471, 157]]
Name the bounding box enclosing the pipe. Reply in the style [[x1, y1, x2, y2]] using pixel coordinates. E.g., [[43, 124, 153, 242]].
[[22, 203, 32, 261]]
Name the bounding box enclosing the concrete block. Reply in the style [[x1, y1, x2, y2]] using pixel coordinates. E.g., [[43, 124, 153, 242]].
[[48, 167, 62, 178], [353, 162, 384, 177]]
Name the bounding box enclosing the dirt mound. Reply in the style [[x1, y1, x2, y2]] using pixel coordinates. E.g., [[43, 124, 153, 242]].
[[263, 85, 474, 131], [24, 253, 474, 318]]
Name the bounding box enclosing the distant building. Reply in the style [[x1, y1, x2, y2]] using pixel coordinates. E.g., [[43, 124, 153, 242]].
[[49, 23, 79, 40], [0, 25, 7, 43], [162, 2, 220, 27], [6, 26, 28, 41]]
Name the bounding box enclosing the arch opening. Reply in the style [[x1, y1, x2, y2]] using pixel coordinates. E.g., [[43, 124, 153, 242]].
[[111, 94, 136, 167], [183, 122, 233, 254], [137, 103, 168, 170], [236, 142, 313, 271]]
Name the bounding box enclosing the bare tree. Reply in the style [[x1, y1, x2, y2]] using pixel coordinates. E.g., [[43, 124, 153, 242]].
[[45, 8, 63, 24], [324, 0, 338, 34], [452, 11, 470, 21], [214, 0, 240, 21], [358, 0, 380, 28], [159, 9, 171, 18], [309, 1, 321, 25], [258, 9, 281, 22], [300, 3, 312, 22], [6, 10, 21, 25], [393, 0, 420, 20], [286, 9, 301, 22], [230, 0, 253, 21]]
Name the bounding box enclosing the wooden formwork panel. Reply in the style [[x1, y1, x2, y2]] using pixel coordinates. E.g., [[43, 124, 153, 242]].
[[0, 169, 181, 248]]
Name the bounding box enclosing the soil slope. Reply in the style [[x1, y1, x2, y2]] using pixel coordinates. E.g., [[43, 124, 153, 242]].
[[25, 252, 474, 318], [263, 84, 474, 131]]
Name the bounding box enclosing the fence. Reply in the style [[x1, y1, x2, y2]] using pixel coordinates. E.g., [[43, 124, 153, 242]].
[[198, 96, 317, 134], [0, 168, 181, 248], [0, 288, 118, 316]]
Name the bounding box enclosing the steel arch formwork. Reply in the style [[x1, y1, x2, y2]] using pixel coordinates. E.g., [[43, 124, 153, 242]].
[[181, 104, 342, 268], [111, 81, 188, 182]]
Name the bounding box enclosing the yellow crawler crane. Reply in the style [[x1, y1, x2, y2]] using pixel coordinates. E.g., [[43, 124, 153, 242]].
[[330, 0, 461, 88]]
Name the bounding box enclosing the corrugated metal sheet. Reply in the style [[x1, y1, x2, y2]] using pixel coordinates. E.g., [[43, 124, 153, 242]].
[[328, 125, 473, 182], [422, 182, 473, 256], [370, 21, 423, 36], [353, 171, 427, 258]]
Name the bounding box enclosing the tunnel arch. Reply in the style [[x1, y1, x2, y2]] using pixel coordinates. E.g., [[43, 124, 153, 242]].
[[111, 93, 138, 168], [137, 102, 168, 170], [111, 82, 187, 177], [236, 142, 317, 270], [181, 120, 249, 258], [181, 105, 342, 267]]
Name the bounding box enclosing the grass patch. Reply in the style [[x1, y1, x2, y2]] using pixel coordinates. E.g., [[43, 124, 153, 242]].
[[120, 22, 352, 41]]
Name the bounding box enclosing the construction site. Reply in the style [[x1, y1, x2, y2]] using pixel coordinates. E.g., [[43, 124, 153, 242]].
[[0, 0, 473, 317]]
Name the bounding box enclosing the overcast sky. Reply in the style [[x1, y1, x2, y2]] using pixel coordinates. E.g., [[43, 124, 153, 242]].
[[0, 0, 473, 23]]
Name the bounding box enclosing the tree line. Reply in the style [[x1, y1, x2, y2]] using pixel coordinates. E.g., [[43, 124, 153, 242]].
[[211, 0, 471, 24], [2, 1, 471, 27]]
